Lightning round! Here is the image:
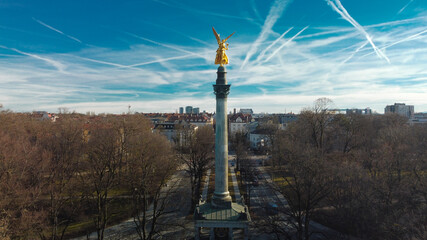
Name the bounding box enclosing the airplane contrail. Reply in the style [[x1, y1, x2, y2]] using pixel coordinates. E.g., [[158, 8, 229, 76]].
[[250, 0, 264, 22], [74, 52, 194, 69], [75, 56, 129, 68], [139, 20, 211, 46], [255, 27, 293, 63], [152, 0, 258, 24], [0, 45, 66, 72], [361, 28, 427, 58], [240, 0, 293, 70], [397, 0, 414, 15], [126, 32, 206, 59], [127, 54, 194, 67], [33, 18, 82, 43], [264, 26, 308, 63], [341, 40, 369, 65], [325, 0, 390, 63]]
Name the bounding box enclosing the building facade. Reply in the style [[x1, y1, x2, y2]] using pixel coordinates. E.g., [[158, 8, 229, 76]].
[[410, 112, 427, 125], [185, 106, 193, 114], [385, 103, 414, 118], [239, 108, 253, 115], [229, 113, 252, 135], [346, 108, 372, 115]]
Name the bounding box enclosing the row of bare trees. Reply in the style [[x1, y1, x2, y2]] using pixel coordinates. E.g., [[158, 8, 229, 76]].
[[264, 98, 426, 240], [175, 125, 215, 209], [0, 112, 177, 240]]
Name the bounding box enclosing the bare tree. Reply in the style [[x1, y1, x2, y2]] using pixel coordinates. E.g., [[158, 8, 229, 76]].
[[280, 111, 426, 240], [230, 131, 249, 171], [265, 99, 335, 239], [299, 98, 334, 152], [283, 151, 331, 240], [0, 113, 47, 239], [80, 121, 124, 240], [122, 116, 178, 240], [328, 114, 364, 153], [177, 125, 214, 209], [37, 118, 84, 240], [239, 155, 257, 208]]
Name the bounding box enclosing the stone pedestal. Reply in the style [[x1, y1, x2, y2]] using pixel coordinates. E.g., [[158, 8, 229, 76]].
[[194, 201, 250, 240]]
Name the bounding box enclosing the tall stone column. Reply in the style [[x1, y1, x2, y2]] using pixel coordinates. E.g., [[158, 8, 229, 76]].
[[212, 65, 232, 207]]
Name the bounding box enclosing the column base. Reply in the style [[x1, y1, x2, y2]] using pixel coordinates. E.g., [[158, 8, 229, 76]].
[[212, 191, 232, 208]]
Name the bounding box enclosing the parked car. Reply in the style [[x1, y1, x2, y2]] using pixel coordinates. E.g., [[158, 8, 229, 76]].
[[267, 202, 278, 215], [252, 178, 259, 186]]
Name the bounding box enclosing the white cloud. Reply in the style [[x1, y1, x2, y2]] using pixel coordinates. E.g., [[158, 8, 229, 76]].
[[240, 0, 293, 69], [2, 4, 427, 114]]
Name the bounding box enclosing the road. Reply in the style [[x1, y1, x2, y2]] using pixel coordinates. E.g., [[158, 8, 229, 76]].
[[236, 155, 342, 240]]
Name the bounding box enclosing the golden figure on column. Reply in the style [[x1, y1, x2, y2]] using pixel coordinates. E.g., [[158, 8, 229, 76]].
[[212, 27, 234, 66]]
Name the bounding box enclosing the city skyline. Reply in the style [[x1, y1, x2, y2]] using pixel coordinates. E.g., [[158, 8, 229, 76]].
[[1, 0, 427, 114]]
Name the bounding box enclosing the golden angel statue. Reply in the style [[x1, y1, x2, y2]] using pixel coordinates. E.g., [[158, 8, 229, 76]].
[[212, 27, 235, 66]]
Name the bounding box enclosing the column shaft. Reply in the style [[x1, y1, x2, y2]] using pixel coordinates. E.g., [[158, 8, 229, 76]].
[[210, 228, 215, 240], [212, 66, 232, 207], [214, 97, 229, 196]]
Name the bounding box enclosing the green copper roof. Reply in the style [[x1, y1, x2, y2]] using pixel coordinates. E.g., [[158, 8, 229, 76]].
[[195, 202, 249, 221]]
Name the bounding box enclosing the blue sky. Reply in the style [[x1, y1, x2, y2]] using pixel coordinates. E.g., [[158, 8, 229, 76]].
[[1, 0, 427, 114]]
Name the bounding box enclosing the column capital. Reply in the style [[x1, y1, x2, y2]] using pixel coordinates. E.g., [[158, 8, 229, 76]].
[[213, 84, 231, 98]]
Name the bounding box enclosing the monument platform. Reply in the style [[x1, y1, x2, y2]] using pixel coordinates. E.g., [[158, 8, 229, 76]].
[[194, 200, 250, 240]]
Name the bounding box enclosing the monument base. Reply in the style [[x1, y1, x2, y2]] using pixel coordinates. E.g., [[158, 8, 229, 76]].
[[194, 200, 251, 240], [212, 191, 232, 208]]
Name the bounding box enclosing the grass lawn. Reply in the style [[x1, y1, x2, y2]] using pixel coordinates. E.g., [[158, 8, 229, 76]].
[[64, 198, 134, 239], [235, 170, 245, 197], [206, 167, 216, 202], [204, 167, 239, 202], [228, 171, 236, 201]]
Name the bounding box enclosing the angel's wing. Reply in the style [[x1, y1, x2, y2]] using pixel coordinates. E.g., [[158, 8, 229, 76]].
[[212, 27, 221, 44], [224, 32, 235, 42]]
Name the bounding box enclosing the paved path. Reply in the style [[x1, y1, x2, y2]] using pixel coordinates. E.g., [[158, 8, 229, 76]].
[[262, 170, 288, 206], [228, 157, 241, 202], [201, 169, 211, 201]]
